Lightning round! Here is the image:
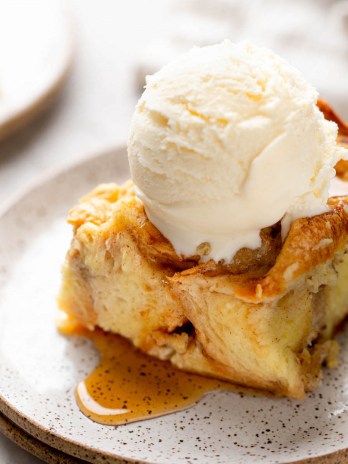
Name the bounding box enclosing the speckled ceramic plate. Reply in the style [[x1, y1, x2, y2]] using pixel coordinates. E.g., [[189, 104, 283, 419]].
[[1, 147, 348, 464]]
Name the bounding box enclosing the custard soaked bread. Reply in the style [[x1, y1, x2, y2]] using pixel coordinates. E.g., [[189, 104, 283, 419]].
[[59, 181, 348, 399]]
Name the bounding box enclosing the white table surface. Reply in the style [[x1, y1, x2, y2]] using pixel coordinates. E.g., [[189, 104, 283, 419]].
[[0, 1, 347, 462]]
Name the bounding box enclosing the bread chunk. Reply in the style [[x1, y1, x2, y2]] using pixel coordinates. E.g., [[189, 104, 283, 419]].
[[59, 181, 348, 398]]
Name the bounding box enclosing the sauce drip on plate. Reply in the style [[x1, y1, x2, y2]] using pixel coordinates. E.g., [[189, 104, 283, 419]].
[[58, 313, 238, 425]]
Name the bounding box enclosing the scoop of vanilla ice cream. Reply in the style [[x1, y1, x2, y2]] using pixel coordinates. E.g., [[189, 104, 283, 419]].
[[128, 41, 345, 263]]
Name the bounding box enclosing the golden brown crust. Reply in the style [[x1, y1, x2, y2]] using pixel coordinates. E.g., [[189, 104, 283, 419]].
[[67, 180, 348, 303], [170, 197, 348, 303], [231, 199, 348, 302]]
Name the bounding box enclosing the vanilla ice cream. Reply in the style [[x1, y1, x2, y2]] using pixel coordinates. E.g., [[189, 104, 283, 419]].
[[128, 41, 346, 263]]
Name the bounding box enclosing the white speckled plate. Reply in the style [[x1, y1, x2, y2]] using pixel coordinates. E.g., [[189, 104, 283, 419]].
[[1, 147, 348, 464]]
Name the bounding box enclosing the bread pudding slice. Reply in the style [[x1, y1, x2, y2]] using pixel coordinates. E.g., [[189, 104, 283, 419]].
[[59, 180, 348, 399]]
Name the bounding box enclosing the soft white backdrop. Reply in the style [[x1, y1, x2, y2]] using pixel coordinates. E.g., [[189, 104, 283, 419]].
[[0, 0, 348, 462]]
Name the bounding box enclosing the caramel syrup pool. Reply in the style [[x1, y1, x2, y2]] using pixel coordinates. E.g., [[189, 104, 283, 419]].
[[58, 314, 239, 425]]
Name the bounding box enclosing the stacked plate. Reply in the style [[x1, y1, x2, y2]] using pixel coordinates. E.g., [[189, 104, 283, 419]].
[[1, 148, 348, 463]]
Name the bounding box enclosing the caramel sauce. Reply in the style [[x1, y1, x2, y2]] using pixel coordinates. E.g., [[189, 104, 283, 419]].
[[58, 313, 238, 425]]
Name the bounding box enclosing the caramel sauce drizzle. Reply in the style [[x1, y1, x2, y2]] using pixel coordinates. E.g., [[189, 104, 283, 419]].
[[58, 313, 238, 425]]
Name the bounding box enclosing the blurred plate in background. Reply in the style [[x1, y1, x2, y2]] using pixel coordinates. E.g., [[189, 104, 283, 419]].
[[0, 0, 73, 142]]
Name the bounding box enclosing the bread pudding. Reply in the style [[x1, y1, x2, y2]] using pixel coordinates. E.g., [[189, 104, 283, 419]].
[[59, 42, 348, 399], [59, 179, 348, 399]]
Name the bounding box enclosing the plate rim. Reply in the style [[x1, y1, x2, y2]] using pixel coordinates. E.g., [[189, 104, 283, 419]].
[[0, 411, 89, 464], [0, 147, 347, 464]]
